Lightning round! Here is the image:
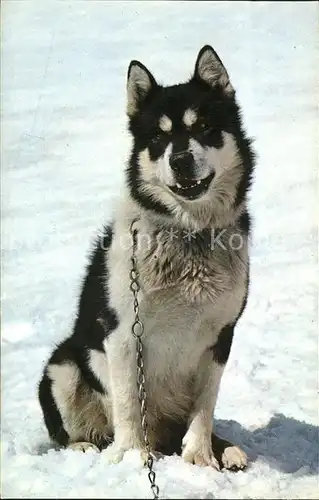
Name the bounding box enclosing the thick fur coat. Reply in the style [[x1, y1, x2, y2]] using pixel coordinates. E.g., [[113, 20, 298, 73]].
[[38, 45, 255, 470]]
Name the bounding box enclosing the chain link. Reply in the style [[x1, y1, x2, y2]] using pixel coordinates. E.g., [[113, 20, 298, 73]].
[[129, 218, 160, 500]]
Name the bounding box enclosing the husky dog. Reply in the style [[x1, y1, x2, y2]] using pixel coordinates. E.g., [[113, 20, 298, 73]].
[[38, 45, 255, 470]]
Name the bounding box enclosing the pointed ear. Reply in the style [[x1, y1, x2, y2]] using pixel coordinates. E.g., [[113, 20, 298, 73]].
[[194, 45, 234, 95], [126, 60, 157, 117]]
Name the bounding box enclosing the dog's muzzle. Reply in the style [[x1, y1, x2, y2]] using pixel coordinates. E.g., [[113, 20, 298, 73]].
[[168, 151, 215, 200]]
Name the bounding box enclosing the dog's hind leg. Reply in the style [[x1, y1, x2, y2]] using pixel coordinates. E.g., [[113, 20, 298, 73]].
[[38, 366, 70, 447], [38, 340, 113, 451]]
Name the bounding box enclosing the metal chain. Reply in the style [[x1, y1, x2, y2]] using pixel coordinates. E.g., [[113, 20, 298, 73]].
[[129, 218, 160, 500]]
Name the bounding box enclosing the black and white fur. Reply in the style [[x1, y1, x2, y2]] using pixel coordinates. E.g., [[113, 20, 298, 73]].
[[38, 45, 255, 470]]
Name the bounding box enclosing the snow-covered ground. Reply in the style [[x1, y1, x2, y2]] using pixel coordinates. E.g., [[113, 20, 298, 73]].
[[1, 1, 318, 498]]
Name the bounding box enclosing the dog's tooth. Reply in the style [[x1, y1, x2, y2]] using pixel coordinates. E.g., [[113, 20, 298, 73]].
[[176, 183, 182, 189], [197, 180, 201, 185]]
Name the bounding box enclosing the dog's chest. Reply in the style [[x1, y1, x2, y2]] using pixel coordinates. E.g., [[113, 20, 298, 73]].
[[137, 228, 246, 305]]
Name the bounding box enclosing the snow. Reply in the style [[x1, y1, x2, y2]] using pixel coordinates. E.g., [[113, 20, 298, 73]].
[[1, 1, 318, 498]]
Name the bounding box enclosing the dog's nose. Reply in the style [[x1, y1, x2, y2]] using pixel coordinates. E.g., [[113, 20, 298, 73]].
[[169, 152, 194, 173]]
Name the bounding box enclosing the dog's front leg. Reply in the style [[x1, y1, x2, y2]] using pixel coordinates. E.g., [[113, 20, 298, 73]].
[[181, 356, 223, 469], [182, 324, 247, 470], [103, 324, 144, 464]]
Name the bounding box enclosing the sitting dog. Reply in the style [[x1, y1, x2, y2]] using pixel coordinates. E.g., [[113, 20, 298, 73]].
[[38, 45, 255, 470]]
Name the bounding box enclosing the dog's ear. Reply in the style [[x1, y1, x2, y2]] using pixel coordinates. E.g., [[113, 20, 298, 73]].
[[193, 45, 234, 95], [126, 61, 157, 117]]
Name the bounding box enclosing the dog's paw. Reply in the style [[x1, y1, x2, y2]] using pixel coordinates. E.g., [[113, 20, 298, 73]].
[[221, 445, 247, 471], [102, 442, 129, 464], [182, 446, 220, 469], [102, 442, 150, 465], [182, 434, 220, 470], [68, 441, 100, 453]]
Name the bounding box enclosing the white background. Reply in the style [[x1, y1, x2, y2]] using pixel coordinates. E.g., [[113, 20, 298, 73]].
[[1, 1, 318, 498]]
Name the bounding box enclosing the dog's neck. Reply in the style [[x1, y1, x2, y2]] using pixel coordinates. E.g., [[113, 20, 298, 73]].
[[142, 199, 247, 234], [116, 187, 249, 245], [132, 202, 249, 264]]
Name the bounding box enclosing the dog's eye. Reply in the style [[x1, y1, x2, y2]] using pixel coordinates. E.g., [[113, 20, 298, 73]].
[[199, 122, 214, 135], [151, 131, 165, 144]]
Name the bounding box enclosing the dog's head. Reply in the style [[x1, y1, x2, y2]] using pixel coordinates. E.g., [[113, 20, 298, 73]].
[[126, 45, 254, 229]]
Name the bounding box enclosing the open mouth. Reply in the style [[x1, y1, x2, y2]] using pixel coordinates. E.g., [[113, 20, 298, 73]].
[[168, 172, 215, 200]]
